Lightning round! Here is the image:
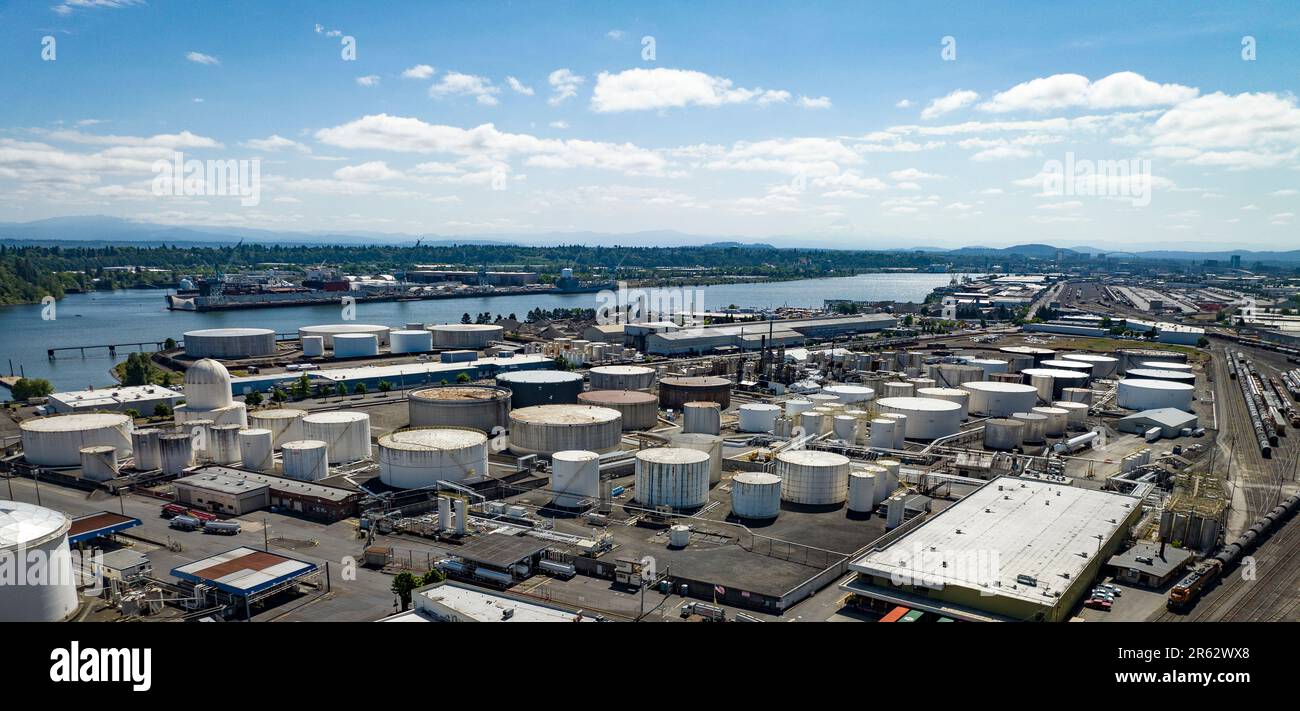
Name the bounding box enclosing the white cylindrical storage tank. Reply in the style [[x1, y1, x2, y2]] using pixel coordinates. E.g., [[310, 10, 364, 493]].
[[776, 450, 850, 505], [634, 447, 711, 510], [1061, 353, 1119, 378], [578, 390, 659, 431], [1054, 401, 1090, 429], [882, 381, 914, 398], [877, 458, 902, 493], [1117, 379, 1195, 411], [429, 323, 504, 349], [298, 324, 390, 349], [931, 364, 984, 388], [1126, 368, 1196, 384], [208, 423, 242, 465], [302, 411, 372, 464], [1023, 368, 1089, 400], [378, 428, 489, 488], [1029, 373, 1054, 404], [182, 419, 214, 459], [1140, 360, 1193, 372], [1040, 359, 1094, 379], [173, 402, 246, 428], [389, 329, 433, 354], [806, 393, 841, 408], [1032, 406, 1069, 437], [332, 333, 379, 358], [822, 384, 875, 404], [833, 415, 859, 442], [131, 428, 162, 470], [916, 387, 970, 420], [159, 432, 194, 475], [248, 408, 307, 450], [738, 403, 781, 433], [282, 439, 329, 481], [550, 450, 601, 508], [301, 335, 325, 358], [238, 428, 274, 472], [0, 501, 78, 622], [784, 399, 813, 417], [885, 494, 906, 529], [20, 412, 133, 467], [983, 418, 1025, 450], [410, 386, 511, 434], [668, 524, 691, 547], [882, 413, 908, 449], [588, 365, 656, 391], [183, 327, 276, 359], [79, 445, 119, 482], [183, 359, 235, 409], [508, 405, 622, 457], [1000, 345, 1056, 366], [1062, 387, 1094, 405], [730, 472, 781, 519], [848, 471, 877, 513], [1012, 412, 1047, 444], [869, 418, 898, 450], [681, 401, 722, 435], [968, 358, 1010, 377], [799, 411, 825, 437], [876, 397, 963, 441], [670, 433, 723, 485]]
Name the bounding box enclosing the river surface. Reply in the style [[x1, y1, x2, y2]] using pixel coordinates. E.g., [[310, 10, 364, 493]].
[[0, 272, 969, 394]]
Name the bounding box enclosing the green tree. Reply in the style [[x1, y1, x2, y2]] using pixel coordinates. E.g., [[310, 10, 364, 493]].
[[152, 403, 172, 418], [164, 337, 177, 350], [122, 352, 152, 386], [391, 571, 419, 611], [271, 388, 287, 403], [419, 568, 445, 587], [377, 380, 393, 396], [10, 378, 53, 401], [353, 382, 367, 395], [336, 382, 349, 399], [245, 390, 264, 407], [456, 372, 471, 383], [124, 408, 141, 420]]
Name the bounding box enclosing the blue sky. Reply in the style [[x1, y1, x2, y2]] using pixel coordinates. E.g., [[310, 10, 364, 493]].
[[1, 0, 1298, 250]]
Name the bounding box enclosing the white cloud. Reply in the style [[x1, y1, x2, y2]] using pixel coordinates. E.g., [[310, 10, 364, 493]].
[[1269, 189, 1298, 196], [799, 95, 833, 109], [606, 30, 625, 40], [888, 168, 943, 182], [679, 137, 863, 177], [895, 99, 913, 109], [506, 76, 535, 96], [401, 64, 435, 80], [333, 161, 404, 181], [590, 68, 793, 113], [242, 135, 312, 154], [548, 69, 585, 106], [53, 0, 141, 16], [549, 121, 569, 129], [356, 75, 380, 87], [429, 71, 500, 105], [1146, 92, 1300, 170], [185, 51, 220, 66], [921, 90, 979, 120], [979, 71, 1197, 113]]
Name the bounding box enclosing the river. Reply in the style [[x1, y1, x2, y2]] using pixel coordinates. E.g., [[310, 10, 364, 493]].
[[0, 272, 968, 394]]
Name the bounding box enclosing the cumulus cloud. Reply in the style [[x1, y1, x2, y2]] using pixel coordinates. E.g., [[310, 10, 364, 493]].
[[185, 51, 220, 66], [506, 76, 535, 96], [979, 72, 1197, 113], [548, 69, 585, 106], [799, 95, 833, 109], [429, 71, 501, 105], [355, 75, 380, 87], [401, 64, 435, 80], [590, 68, 793, 112], [242, 135, 312, 153], [921, 90, 979, 120]]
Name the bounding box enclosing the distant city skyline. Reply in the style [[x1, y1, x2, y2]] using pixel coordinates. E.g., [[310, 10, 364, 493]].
[[1, 1, 1298, 250]]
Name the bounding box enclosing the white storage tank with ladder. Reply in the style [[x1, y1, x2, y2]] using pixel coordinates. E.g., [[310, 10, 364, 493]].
[[550, 450, 601, 508], [238, 428, 274, 472], [378, 428, 489, 489], [729, 472, 782, 519], [281, 440, 329, 481], [302, 411, 372, 464], [634, 447, 711, 510], [776, 450, 850, 505]]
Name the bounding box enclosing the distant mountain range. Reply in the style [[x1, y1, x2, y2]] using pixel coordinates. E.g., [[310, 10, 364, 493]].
[[1, 216, 1295, 263]]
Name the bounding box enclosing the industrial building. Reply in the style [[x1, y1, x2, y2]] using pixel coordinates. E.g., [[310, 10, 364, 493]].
[[46, 384, 184, 415], [1117, 408, 1198, 438], [645, 314, 896, 355], [67, 511, 142, 545], [1107, 542, 1195, 589], [171, 547, 321, 616], [843, 478, 1143, 622], [173, 470, 272, 515], [379, 580, 595, 622], [185, 466, 362, 521]]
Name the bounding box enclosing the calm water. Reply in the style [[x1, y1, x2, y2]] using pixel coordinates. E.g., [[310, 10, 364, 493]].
[[0, 272, 966, 394]]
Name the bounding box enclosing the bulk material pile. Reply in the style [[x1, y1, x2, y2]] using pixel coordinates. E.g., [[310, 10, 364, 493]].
[[378, 428, 489, 489]]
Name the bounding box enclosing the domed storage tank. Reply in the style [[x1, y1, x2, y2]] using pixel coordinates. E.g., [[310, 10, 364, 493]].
[[207, 423, 243, 465], [184, 328, 276, 359], [777, 450, 850, 505], [378, 428, 489, 488], [821, 384, 875, 404], [1031, 406, 1069, 437], [1125, 368, 1196, 384], [248, 408, 307, 449], [298, 324, 390, 349], [429, 323, 503, 349], [497, 370, 584, 408], [1022, 368, 1089, 400], [131, 428, 162, 470], [738, 403, 781, 433], [876, 397, 963, 441], [409, 386, 511, 434], [174, 358, 246, 427], [730, 472, 782, 519], [21, 413, 133, 467], [159, 432, 194, 475], [1061, 353, 1119, 378], [1118, 379, 1194, 411], [1012, 412, 1047, 444], [301, 336, 325, 358], [670, 432, 723, 485], [634, 447, 711, 510], [79, 445, 119, 482], [239, 429, 274, 472], [302, 411, 372, 464], [333, 333, 379, 358], [0, 501, 79, 622], [389, 329, 433, 354], [983, 418, 1025, 450], [881, 381, 915, 398], [551, 450, 601, 508], [508, 405, 622, 456], [579, 390, 659, 431], [1054, 401, 1090, 430], [681, 401, 722, 435], [916, 387, 970, 420], [282, 440, 329, 481], [658, 376, 731, 411], [588, 365, 656, 391]]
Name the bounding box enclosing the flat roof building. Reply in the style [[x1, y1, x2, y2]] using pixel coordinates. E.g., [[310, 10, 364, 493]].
[[1118, 408, 1198, 437], [378, 580, 597, 622], [187, 465, 362, 522], [173, 471, 271, 516], [1107, 542, 1194, 589], [47, 385, 184, 415]]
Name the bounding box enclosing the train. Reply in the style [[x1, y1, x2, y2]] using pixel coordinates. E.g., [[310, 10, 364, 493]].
[[1167, 492, 1300, 611]]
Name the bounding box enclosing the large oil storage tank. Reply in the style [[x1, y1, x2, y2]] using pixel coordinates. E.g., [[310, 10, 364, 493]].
[[984, 418, 1025, 450], [730, 472, 782, 519], [1040, 359, 1094, 379], [634, 447, 711, 510], [79, 445, 119, 482], [1031, 406, 1069, 437], [876, 397, 963, 440], [298, 323, 390, 349], [670, 432, 723, 485], [1140, 360, 1193, 372], [184, 327, 277, 359], [282, 440, 329, 481], [784, 399, 813, 417], [550, 450, 601, 508], [869, 418, 899, 450], [389, 329, 434, 354], [302, 411, 372, 464], [1118, 348, 1186, 373], [681, 401, 722, 435], [1021, 368, 1089, 399], [1012, 412, 1047, 444], [159, 432, 194, 475], [1125, 368, 1196, 384], [21, 413, 133, 467], [658, 376, 732, 411], [1061, 353, 1119, 378], [333, 333, 379, 358], [496, 370, 584, 408], [207, 423, 243, 465], [588, 365, 656, 391], [174, 358, 246, 427], [916, 387, 970, 419], [248, 408, 307, 449], [738, 403, 781, 433], [1053, 400, 1090, 429], [508, 405, 622, 456], [1117, 379, 1195, 411], [848, 471, 877, 513], [578, 390, 659, 431], [776, 450, 850, 505], [409, 386, 511, 434], [0, 501, 79, 622], [377, 428, 489, 488], [429, 323, 503, 349], [1062, 387, 1095, 405], [930, 364, 984, 388], [301, 336, 325, 358], [881, 381, 915, 398], [131, 428, 162, 470], [238, 428, 274, 472], [968, 358, 1010, 377], [1000, 345, 1056, 366], [821, 384, 875, 404]]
